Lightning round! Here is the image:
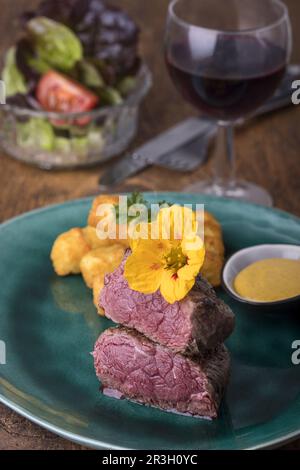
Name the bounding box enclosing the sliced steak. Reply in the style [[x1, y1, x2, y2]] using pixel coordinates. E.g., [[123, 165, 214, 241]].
[[93, 327, 230, 419], [100, 253, 235, 354]]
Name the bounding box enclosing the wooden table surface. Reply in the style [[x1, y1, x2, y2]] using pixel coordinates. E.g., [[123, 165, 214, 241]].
[[0, 0, 299, 450]]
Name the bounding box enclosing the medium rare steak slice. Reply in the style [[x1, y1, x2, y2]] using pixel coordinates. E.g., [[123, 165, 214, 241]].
[[93, 327, 230, 419], [100, 253, 235, 354]]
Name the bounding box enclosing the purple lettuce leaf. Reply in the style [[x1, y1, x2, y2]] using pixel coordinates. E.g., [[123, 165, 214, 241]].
[[20, 0, 140, 84]]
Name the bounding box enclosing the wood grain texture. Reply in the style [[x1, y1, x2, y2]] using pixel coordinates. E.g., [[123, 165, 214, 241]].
[[0, 0, 299, 450]]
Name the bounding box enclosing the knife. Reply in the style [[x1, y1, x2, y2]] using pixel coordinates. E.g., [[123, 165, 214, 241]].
[[99, 65, 300, 188], [99, 118, 216, 189]]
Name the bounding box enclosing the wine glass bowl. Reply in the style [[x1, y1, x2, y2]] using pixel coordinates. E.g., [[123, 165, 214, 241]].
[[165, 0, 292, 205]]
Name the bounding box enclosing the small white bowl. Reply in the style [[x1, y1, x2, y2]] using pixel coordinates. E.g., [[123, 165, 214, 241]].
[[222, 244, 300, 309]]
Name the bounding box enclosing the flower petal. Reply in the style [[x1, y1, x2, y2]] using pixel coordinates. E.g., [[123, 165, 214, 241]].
[[176, 236, 206, 280], [156, 205, 197, 241], [160, 269, 196, 303], [177, 264, 197, 281], [129, 227, 172, 253], [128, 222, 151, 251], [124, 248, 163, 294], [181, 235, 204, 255]]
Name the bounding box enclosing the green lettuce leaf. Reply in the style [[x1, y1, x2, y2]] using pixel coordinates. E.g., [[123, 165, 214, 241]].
[[17, 118, 55, 151], [76, 60, 104, 89], [99, 87, 123, 106], [2, 47, 28, 97], [117, 76, 137, 97], [27, 17, 83, 72]]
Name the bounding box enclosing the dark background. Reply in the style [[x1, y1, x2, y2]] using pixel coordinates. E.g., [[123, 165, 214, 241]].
[[0, 0, 299, 450]]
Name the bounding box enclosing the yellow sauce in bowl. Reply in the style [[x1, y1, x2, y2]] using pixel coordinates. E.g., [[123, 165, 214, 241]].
[[234, 258, 300, 303]]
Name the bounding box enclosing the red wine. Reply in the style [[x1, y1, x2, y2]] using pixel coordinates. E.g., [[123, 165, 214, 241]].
[[166, 37, 286, 121]]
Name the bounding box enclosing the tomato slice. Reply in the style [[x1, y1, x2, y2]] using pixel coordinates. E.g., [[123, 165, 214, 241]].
[[36, 71, 99, 126]]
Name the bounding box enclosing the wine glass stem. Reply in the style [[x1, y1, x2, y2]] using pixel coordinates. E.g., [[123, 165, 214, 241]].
[[213, 123, 236, 189]]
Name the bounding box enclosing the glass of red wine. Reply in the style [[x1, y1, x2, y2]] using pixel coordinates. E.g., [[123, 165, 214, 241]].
[[165, 0, 292, 205]]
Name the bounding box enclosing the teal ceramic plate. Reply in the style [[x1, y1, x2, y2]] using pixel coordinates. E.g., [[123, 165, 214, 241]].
[[0, 193, 300, 450]]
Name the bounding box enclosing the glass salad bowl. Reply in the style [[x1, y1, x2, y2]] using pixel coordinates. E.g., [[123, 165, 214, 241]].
[[0, 63, 152, 169]]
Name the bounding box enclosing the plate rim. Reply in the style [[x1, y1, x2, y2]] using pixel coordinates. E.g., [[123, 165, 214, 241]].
[[0, 193, 300, 450], [1, 394, 300, 450], [1, 193, 300, 230]]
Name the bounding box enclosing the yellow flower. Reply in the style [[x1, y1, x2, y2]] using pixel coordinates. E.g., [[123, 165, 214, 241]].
[[128, 222, 152, 252], [124, 206, 205, 304], [129, 204, 198, 250], [156, 205, 198, 241]]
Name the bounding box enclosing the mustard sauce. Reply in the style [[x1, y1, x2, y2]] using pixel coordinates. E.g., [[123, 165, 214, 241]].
[[234, 258, 300, 302]]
